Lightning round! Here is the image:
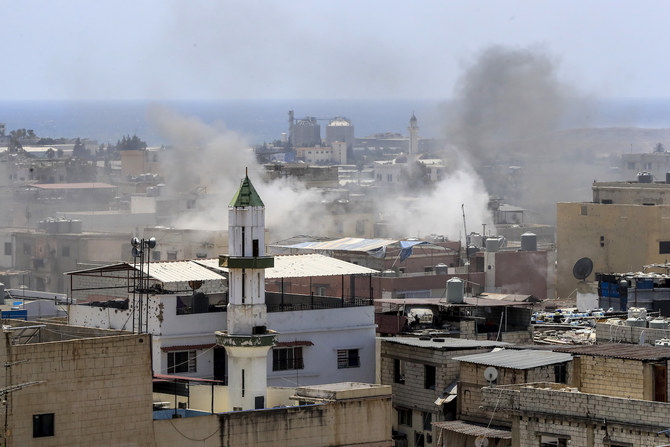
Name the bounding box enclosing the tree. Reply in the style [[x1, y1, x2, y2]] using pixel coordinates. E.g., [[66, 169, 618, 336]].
[[116, 134, 147, 151], [72, 138, 89, 159], [45, 148, 55, 159], [654, 142, 666, 153]]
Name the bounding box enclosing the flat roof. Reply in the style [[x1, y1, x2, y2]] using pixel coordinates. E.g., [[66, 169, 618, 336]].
[[382, 336, 508, 350], [453, 349, 573, 369], [197, 253, 378, 278]]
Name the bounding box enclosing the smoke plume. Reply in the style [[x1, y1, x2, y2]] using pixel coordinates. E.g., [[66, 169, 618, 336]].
[[442, 45, 606, 222]]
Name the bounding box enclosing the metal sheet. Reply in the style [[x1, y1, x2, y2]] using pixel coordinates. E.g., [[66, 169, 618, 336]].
[[453, 349, 573, 369]]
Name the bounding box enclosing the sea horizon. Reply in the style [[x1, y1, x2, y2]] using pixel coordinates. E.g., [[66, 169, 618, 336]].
[[1, 97, 670, 147]]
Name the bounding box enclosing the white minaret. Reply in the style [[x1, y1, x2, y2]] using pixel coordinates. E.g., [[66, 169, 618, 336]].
[[408, 113, 419, 159], [216, 174, 276, 411]]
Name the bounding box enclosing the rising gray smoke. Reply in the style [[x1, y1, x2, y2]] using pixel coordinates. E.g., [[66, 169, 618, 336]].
[[442, 45, 608, 223]]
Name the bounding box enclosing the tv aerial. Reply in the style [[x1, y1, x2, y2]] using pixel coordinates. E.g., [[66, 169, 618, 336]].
[[572, 257, 594, 281]]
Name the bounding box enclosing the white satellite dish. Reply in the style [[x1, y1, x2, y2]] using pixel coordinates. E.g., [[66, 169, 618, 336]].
[[475, 435, 489, 447], [484, 366, 498, 384]]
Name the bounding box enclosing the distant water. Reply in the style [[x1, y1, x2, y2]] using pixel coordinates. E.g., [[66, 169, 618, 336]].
[[0, 98, 669, 146]]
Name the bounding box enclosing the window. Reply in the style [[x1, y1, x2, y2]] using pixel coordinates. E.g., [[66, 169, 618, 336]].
[[61, 246, 70, 257], [33, 413, 54, 438], [415, 431, 425, 447], [337, 349, 360, 368], [580, 205, 588, 216], [167, 350, 196, 373], [660, 241, 670, 254], [554, 363, 567, 384], [394, 359, 405, 384], [424, 365, 436, 390], [4, 242, 11, 256], [167, 250, 178, 261], [23, 243, 31, 255], [152, 250, 161, 261], [601, 199, 612, 204], [539, 435, 569, 447], [422, 412, 432, 431], [273, 347, 304, 371], [397, 407, 412, 426]]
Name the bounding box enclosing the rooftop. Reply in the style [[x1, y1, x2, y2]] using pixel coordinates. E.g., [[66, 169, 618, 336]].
[[197, 253, 378, 278], [553, 343, 670, 361], [382, 336, 508, 350], [453, 348, 573, 369]]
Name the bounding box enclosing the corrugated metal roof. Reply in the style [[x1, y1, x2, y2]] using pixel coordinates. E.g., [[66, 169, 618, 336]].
[[453, 349, 573, 369], [433, 420, 511, 439], [553, 343, 670, 361], [196, 254, 378, 278], [383, 336, 508, 350], [278, 237, 399, 252], [139, 260, 225, 284]]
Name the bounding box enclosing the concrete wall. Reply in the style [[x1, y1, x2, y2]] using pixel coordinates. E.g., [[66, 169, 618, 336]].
[[574, 355, 647, 399], [458, 362, 571, 426], [2, 330, 153, 446], [70, 299, 376, 387], [482, 383, 670, 447], [557, 202, 670, 298], [380, 340, 497, 447], [153, 396, 393, 447]]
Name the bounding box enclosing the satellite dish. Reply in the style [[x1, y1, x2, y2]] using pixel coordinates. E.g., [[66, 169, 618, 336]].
[[484, 366, 498, 383], [132, 246, 141, 258], [572, 257, 594, 281], [475, 435, 489, 447]]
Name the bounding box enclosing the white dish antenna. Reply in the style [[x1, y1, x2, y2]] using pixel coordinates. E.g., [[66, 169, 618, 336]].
[[484, 366, 498, 384]]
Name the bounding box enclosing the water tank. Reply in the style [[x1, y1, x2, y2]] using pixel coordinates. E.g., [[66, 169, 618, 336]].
[[520, 232, 537, 251], [446, 278, 464, 303], [626, 318, 646, 328], [57, 218, 69, 233], [435, 263, 448, 275], [649, 318, 669, 329], [485, 238, 499, 252], [638, 172, 653, 183], [69, 219, 83, 234], [628, 307, 648, 319]]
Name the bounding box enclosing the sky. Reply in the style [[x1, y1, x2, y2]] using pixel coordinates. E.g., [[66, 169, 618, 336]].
[[2, 1, 669, 101]]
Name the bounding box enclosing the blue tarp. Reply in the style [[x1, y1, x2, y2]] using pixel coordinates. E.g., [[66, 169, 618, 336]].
[[398, 240, 430, 262]]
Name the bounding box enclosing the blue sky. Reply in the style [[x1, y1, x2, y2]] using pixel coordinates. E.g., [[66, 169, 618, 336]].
[[2, 0, 668, 101]]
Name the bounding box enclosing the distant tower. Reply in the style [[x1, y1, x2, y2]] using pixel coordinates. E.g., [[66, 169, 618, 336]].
[[408, 113, 419, 159], [288, 110, 294, 148], [216, 174, 276, 411]]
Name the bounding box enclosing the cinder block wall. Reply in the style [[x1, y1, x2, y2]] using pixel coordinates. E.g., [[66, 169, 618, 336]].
[[2, 332, 153, 446]]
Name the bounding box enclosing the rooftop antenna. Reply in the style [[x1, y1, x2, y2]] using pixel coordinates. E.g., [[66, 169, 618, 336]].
[[572, 257, 594, 281]]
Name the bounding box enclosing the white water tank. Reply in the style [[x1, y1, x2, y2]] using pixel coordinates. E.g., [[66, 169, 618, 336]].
[[447, 278, 464, 304]]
